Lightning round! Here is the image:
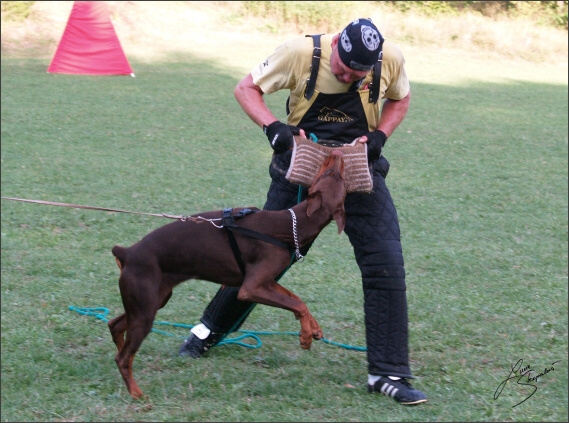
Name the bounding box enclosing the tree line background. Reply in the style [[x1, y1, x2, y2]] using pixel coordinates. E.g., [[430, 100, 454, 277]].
[[240, 1, 568, 30], [2, 1, 568, 29]]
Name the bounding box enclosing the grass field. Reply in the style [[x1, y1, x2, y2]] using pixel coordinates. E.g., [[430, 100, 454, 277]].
[[1, 5, 568, 422]]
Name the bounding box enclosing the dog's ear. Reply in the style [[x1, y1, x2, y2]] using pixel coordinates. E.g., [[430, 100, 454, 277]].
[[333, 205, 346, 234], [306, 193, 321, 217]]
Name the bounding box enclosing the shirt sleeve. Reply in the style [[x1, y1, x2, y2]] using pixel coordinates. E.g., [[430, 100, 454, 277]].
[[382, 42, 410, 101], [251, 38, 309, 95]]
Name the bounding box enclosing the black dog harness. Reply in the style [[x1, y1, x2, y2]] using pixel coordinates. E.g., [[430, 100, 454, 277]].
[[222, 208, 294, 275]]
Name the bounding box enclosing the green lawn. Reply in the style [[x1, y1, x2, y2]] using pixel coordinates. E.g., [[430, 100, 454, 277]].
[[1, 50, 567, 422]]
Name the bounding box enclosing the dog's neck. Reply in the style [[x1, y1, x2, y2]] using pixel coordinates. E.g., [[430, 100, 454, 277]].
[[289, 201, 334, 247]]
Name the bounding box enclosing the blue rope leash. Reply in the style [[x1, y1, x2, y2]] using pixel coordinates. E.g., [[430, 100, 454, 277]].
[[68, 306, 366, 351]]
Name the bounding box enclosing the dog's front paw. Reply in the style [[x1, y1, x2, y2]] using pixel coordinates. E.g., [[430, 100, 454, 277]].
[[299, 330, 313, 349], [309, 317, 323, 340], [312, 328, 323, 340]]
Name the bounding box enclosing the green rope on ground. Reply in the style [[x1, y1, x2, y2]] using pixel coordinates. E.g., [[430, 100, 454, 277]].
[[68, 306, 366, 351]]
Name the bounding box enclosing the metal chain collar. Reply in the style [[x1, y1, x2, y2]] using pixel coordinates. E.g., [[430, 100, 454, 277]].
[[288, 208, 304, 262]]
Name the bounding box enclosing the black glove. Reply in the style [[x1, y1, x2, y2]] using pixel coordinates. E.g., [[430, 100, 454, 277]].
[[364, 130, 387, 161], [263, 121, 300, 154]]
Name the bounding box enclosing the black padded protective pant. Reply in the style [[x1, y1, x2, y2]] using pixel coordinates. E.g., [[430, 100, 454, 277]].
[[200, 152, 412, 378]]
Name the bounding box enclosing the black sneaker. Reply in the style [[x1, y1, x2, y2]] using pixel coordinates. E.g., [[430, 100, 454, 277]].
[[368, 377, 428, 405], [178, 329, 222, 358]]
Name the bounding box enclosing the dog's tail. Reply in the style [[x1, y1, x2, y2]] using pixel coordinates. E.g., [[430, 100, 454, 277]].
[[112, 245, 128, 270]]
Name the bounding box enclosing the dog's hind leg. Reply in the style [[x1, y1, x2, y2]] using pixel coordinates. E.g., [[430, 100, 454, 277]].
[[115, 315, 154, 399], [115, 269, 168, 399], [108, 313, 127, 352], [108, 254, 129, 351]]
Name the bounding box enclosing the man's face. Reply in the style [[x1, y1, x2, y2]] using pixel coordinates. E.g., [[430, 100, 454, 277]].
[[330, 34, 370, 84]]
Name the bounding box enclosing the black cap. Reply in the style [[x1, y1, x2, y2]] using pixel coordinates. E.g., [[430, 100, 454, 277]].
[[338, 18, 384, 71]]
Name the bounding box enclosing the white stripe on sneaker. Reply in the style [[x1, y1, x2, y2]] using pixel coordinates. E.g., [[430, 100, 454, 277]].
[[381, 383, 399, 397]]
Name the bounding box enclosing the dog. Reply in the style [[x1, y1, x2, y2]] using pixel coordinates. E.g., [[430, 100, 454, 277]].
[[108, 150, 347, 399]]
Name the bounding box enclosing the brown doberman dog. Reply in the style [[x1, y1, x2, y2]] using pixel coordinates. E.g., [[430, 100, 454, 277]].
[[108, 150, 347, 399]]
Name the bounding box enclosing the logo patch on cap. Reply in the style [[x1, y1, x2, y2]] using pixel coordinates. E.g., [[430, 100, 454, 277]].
[[340, 29, 352, 53], [337, 18, 384, 71], [361, 25, 380, 51]]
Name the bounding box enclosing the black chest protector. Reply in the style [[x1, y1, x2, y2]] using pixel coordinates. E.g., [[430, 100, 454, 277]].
[[287, 34, 383, 144]]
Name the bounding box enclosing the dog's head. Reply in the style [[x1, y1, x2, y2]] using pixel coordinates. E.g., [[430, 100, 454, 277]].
[[306, 150, 347, 233]]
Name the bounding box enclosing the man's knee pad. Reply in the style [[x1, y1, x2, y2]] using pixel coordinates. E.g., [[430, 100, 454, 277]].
[[356, 239, 406, 292]]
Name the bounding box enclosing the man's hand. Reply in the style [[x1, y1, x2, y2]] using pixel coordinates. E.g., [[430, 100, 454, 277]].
[[359, 130, 387, 161], [263, 121, 300, 154]]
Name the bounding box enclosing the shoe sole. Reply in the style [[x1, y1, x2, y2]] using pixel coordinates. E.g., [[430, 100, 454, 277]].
[[178, 350, 201, 358], [399, 398, 428, 405]]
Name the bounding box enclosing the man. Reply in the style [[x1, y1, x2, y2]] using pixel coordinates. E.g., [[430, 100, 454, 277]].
[[180, 18, 427, 405]]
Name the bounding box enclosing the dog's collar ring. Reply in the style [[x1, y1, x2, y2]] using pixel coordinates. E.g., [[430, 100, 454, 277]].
[[288, 209, 304, 262]]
